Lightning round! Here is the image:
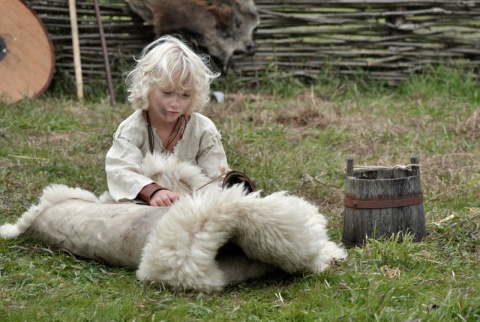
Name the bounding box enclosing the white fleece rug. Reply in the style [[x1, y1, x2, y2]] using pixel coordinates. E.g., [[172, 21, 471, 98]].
[[0, 153, 347, 291]]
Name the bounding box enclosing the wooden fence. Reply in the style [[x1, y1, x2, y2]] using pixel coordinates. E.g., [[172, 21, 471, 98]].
[[28, 0, 480, 89]]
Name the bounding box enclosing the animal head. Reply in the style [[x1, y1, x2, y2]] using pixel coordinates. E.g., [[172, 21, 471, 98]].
[[126, 0, 260, 68]]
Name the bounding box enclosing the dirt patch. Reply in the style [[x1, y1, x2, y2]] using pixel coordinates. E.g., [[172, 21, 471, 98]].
[[461, 109, 480, 138], [207, 90, 480, 188], [274, 92, 337, 129], [207, 90, 340, 129], [26, 132, 90, 148]]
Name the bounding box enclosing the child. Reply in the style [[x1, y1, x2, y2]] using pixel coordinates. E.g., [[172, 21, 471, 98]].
[[105, 35, 229, 207]]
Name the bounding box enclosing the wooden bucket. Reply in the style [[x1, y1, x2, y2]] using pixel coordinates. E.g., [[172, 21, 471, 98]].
[[342, 156, 426, 247]]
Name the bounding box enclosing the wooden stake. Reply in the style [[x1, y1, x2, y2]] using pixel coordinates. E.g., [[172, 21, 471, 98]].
[[93, 0, 115, 105], [68, 0, 83, 100]]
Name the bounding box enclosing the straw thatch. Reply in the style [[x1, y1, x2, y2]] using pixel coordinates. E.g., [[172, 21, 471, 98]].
[[28, 0, 480, 89]]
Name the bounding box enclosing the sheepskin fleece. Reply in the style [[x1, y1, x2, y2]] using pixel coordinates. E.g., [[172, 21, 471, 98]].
[[0, 154, 347, 291]]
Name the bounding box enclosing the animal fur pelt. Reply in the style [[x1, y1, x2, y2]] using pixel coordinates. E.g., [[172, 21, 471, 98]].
[[0, 153, 347, 291]]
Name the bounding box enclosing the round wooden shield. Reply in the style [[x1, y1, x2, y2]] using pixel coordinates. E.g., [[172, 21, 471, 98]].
[[0, 0, 55, 103]]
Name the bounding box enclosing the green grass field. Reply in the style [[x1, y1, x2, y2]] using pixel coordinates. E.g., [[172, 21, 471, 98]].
[[1, 66, 479, 321]]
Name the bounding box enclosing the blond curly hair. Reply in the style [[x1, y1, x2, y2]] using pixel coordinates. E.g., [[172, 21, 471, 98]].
[[126, 35, 220, 113]]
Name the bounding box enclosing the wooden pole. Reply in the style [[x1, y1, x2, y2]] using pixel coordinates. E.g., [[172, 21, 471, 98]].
[[68, 0, 83, 100], [93, 0, 116, 105]]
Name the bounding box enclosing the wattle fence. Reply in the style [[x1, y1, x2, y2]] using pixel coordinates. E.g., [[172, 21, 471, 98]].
[[29, 0, 480, 90]]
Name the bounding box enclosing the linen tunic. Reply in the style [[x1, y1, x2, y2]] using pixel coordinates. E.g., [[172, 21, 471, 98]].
[[106, 109, 228, 202]]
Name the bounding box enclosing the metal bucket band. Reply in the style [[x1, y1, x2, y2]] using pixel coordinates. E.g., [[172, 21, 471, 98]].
[[344, 193, 423, 209]]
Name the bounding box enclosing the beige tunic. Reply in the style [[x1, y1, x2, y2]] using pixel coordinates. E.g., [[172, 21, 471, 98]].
[[106, 110, 228, 202]]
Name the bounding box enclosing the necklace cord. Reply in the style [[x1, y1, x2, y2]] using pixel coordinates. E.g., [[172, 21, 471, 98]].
[[146, 111, 186, 154], [146, 111, 155, 154]]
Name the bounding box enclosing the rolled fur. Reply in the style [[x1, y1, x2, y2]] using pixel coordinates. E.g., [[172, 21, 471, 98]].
[[0, 154, 347, 291], [137, 185, 348, 291]]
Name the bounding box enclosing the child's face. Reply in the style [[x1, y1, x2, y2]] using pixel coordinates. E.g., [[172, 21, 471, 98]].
[[148, 85, 192, 123]]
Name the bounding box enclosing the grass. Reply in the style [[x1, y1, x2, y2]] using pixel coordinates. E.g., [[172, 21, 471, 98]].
[[1, 66, 479, 321]]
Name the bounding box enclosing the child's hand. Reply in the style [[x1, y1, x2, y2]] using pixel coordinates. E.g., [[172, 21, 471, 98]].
[[150, 189, 180, 207]]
